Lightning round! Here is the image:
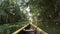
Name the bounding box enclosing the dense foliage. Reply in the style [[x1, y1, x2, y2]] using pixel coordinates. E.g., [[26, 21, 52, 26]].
[[0, 0, 28, 34], [0, 0, 27, 24], [0, 0, 60, 34], [27, 0, 60, 34]]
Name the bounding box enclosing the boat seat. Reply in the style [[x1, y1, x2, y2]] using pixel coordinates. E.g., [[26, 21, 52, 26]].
[[23, 29, 35, 32]]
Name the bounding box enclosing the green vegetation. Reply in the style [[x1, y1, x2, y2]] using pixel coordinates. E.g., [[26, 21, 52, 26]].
[[0, 0, 60, 34]]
